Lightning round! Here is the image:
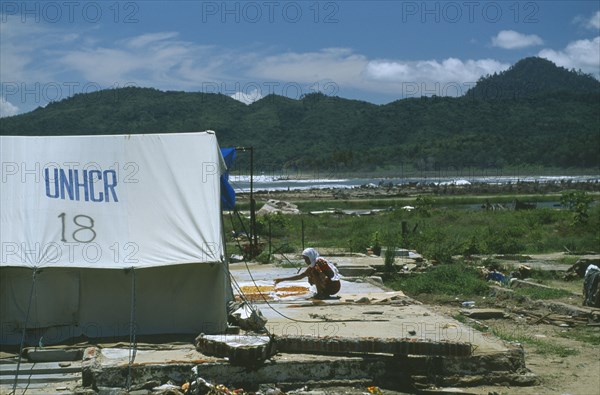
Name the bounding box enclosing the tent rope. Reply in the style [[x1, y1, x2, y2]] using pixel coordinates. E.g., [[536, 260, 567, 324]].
[[11, 267, 37, 395], [126, 267, 137, 390]]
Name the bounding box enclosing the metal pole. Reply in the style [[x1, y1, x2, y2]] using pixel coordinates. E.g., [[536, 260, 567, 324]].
[[234, 146, 258, 258], [268, 218, 272, 262], [250, 146, 257, 255], [301, 218, 305, 251]]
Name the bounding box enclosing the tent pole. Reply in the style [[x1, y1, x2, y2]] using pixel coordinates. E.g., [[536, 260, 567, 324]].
[[12, 268, 38, 395], [249, 146, 258, 255], [234, 146, 258, 258]]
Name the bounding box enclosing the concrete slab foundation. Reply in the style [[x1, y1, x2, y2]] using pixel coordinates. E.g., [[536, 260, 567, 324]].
[[1, 260, 542, 393]]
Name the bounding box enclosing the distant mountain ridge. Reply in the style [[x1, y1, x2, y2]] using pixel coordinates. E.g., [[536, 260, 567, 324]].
[[1, 57, 599, 170], [466, 57, 600, 99]]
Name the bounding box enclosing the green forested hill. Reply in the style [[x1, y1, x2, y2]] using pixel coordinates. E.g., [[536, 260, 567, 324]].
[[467, 57, 600, 99], [1, 57, 599, 171]]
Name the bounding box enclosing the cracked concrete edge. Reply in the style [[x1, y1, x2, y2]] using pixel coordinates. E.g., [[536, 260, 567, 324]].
[[81, 347, 533, 390], [81, 347, 102, 388]]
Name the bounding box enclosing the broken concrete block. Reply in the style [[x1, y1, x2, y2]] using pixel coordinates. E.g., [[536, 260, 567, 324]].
[[228, 303, 267, 331], [195, 334, 274, 366], [257, 200, 300, 216]]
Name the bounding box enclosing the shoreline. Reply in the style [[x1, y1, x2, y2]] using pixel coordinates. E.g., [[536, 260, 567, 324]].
[[228, 174, 600, 195], [235, 178, 600, 203]]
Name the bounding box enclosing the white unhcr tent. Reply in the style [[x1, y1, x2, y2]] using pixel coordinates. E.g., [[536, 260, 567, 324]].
[[0, 131, 231, 345]]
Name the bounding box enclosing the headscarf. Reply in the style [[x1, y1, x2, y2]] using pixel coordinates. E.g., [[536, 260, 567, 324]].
[[302, 248, 340, 281], [301, 248, 319, 267]]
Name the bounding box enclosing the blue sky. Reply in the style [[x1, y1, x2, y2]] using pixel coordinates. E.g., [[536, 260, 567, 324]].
[[1, 1, 599, 116]]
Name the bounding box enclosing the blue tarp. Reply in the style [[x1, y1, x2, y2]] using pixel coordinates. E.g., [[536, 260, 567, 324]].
[[221, 147, 236, 210]]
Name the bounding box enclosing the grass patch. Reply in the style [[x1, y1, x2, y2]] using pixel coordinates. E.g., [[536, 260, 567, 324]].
[[385, 264, 489, 297], [513, 286, 573, 300], [526, 268, 563, 282], [492, 327, 579, 357], [457, 316, 579, 357], [557, 327, 600, 345], [527, 338, 579, 357], [556, 255, 581, 266]]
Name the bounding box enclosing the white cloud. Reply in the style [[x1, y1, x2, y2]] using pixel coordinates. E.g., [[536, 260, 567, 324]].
[[538, 37, 600, 76], [230, 89, 264, 104], [365, 58, 510, 84], [56, 33, 220, 88], [0, 97, 19, 117], [248, 48, 368, 86], [491, 30, 543, 49], [588, 11, 600, 29], [575, 10, 600, 30], [244, 49, 512, 98], [0, 20, 53, 82], [124, 32, 180, 48]]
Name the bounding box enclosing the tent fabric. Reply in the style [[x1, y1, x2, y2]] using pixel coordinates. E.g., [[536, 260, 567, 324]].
[[1, 132, 226, 269], [220, 147, 236, 210], [0, 131, 231, 345], [1, 263, 230, 344]]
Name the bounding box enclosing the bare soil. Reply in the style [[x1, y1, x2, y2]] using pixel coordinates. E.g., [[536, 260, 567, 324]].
[[417, 286, 600, 394]]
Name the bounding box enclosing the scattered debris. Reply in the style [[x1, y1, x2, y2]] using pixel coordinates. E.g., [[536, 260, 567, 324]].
[[512, 309, 593, 327], [460, 309, 507, 319], [186, 370, 252, 394], [257, 199, 300, 216], [487, 271, 506, 283], [482, 200, 507, 211], [367, 385, 383, 394], [227, 301, 268, 331], [509, 264, 532, 279]]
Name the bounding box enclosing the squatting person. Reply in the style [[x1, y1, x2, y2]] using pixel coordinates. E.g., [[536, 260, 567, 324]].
[[273, 247, 341, 299]]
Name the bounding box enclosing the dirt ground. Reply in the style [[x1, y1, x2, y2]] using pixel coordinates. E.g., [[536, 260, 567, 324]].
[[422, 305, 599, 395], [410, 255, 600, 395]]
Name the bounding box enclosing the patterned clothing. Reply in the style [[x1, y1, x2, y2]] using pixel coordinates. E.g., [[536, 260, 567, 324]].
[[302, 248, 341, 296]]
